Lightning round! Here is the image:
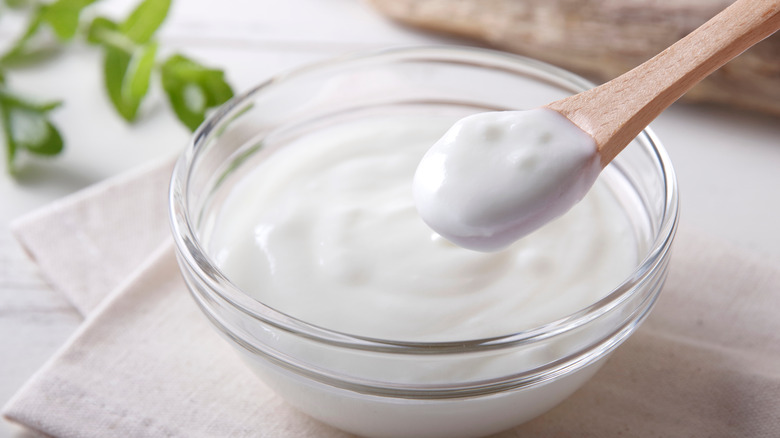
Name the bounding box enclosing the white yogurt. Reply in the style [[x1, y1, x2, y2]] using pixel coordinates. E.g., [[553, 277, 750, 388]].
[[413, 109, 600, 252], [206, 113, 635, 343]]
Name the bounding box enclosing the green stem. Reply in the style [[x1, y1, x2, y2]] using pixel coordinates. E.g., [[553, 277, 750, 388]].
[[92, 27, 138, 54], [0, 88, 60, 112], [0, 10, 44, 65], [0, 101, 17, 173]]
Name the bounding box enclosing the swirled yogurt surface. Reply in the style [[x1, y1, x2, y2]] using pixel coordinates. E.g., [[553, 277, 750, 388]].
[[206, 113, 636, 342], [414, 109, 600, 251]]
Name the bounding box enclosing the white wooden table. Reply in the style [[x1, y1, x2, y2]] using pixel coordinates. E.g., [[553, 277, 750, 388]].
[[1, 1, 779, 436]]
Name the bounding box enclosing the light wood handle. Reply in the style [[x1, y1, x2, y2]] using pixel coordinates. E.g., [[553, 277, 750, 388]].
[[546, 0, 780, 167]]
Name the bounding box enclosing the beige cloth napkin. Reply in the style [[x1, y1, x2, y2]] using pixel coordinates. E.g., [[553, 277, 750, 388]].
[[4, 159, 780, 437]]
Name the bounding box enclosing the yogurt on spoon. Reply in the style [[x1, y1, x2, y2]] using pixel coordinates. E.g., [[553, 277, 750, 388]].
[[413, 109, 599, 252]]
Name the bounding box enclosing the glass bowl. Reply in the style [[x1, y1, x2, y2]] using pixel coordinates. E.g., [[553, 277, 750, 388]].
[[169, 46, 679, 438]]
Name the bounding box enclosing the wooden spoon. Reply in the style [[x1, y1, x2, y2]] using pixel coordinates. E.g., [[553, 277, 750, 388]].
[[413, 0, 779, 252], [545, 0, 780, 168]]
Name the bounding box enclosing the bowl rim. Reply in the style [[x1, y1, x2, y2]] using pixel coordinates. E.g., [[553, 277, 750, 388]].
[[169, 45, 679, 355]]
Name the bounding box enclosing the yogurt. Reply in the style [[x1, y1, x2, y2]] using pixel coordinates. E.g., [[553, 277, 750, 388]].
[[206, 113, 636, 343], [414, 109, 601, 252]]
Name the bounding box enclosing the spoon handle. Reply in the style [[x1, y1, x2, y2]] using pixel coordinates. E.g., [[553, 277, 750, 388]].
[[546, 0, 780, 167]]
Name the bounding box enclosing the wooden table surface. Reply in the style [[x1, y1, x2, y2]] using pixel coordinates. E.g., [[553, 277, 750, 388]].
[[1, 1, 779, 436]]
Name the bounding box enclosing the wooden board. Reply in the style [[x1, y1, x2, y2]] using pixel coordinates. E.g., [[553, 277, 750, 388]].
[[368, 0, 780, 115]]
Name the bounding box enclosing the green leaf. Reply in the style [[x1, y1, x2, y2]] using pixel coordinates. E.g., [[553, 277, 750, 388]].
[[103, 42, 157, 122], [8, 108, 64, 155], [40, 0, 98, 41], [0, 85, 64, 172], [161, 54, 234, 131], [104, 47, 134, 120], [126, 41, 157, 100], [120, 0, 171, 44]]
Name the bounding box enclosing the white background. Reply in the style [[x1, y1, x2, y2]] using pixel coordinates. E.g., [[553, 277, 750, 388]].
[[1, 0, 779, 436]]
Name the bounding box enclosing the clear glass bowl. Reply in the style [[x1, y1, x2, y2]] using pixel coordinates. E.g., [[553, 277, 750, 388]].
[[169, 46, 679, 438]]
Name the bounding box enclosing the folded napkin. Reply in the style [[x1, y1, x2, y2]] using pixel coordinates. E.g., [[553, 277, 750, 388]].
[[4, 159, 780, 437]]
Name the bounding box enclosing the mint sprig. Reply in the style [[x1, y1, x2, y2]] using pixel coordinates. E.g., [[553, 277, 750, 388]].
[[87, 0, 167, 121], [87, 0, 233, 125], [0, 0, 235, 175], [1, 0, 96, 65]]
